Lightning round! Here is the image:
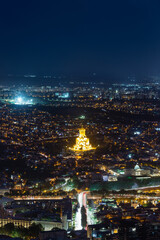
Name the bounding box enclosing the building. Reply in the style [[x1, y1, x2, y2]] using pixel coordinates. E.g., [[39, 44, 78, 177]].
[[39, 229, 68, 240], [0, 218, 62, 231], [70, 128, 95, 151]]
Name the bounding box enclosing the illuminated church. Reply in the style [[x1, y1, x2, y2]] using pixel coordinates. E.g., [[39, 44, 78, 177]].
[[70, 128, 95, 151]]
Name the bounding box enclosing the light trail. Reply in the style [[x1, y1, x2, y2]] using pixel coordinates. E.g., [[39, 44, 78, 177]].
[[75, 192, 83, 230]]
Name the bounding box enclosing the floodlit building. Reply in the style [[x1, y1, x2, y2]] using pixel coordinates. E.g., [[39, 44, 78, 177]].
[[70, 128, 95, 151], [0, 218, 62, 231]]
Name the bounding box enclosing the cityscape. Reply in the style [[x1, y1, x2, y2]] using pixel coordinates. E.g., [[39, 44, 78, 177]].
[[1, 0, 160, 239], [0, 81, 160, 239]]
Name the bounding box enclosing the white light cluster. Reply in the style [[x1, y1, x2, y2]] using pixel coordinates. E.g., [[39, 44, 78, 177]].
[[15, 97, 33, 105]]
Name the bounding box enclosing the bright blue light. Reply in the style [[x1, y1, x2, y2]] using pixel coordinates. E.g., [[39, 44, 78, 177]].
[[15, 97, 24, 105], [14, 96, 34, 105], [17, 97, 23, 103], [134, 131, 141, 135]]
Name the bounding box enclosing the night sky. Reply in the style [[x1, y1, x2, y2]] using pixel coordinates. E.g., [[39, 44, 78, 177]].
[[0, 0, 160, 82]]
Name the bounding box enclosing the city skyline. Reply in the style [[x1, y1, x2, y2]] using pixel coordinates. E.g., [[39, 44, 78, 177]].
[[1, 1, 160, 239]]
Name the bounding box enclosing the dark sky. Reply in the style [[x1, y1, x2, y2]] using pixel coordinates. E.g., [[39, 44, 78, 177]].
[[0, 0, 160, 82]]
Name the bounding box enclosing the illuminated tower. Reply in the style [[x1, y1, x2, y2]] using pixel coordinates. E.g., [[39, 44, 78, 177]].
[[70, 128, 95, 151]]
